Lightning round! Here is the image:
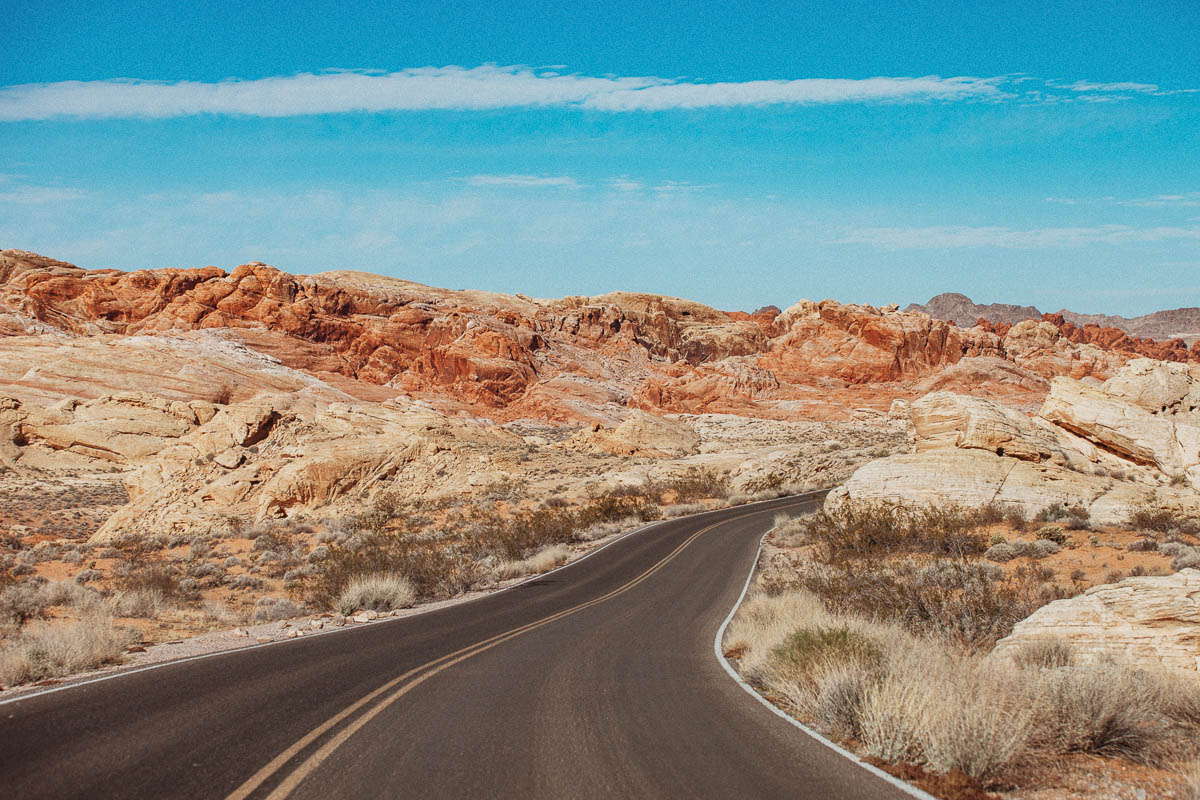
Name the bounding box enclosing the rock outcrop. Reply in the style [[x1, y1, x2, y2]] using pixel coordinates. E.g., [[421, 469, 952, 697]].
[[829, 358, 1200, 523], [992, 569, 1200, 673], [0, 249, 1173, 425], [907, 291, 1200, 347]]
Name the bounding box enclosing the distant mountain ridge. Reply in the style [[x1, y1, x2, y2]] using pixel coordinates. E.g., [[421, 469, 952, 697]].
[[906, 293, 1200, 342]]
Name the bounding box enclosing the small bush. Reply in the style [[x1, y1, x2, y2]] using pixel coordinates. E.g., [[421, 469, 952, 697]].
[[335, 573, 416, 615], [1127, 505, 1199, 534], [0, 613, 137, 686], [1036, 503, 1069, 522], [802, 502, 988, 561], [985, 542, 1017, 562], [1032, 665, 1173, 762], [497, 543, 572, 580], [768, 626, 882, 682], [1004, 508, 1029, 532], [1034, 525, 1069, 545], [1010, 637, 1074, 670], [252, 597, 302, 622]]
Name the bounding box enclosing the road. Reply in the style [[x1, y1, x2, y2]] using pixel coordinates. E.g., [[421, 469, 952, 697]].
[[0, 493, 919, 799]]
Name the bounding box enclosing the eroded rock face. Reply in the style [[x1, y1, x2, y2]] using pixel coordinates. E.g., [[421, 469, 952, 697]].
[[992, 569, 1200, 673], [1041, 367, 1200, 489], [829, 357, 1200, 523], [0, 249, 1160, 424]]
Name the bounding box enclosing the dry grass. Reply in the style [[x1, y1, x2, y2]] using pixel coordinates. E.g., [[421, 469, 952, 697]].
[[0, 612, 137, 687], [726, 586, 1200, 786], [335, 573, 416, 615], [497, 544, 573, 580]]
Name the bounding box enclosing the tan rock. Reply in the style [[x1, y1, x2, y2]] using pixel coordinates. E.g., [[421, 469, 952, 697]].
[[910, 391, 1059, 463], [992, 569, 1200, 673]]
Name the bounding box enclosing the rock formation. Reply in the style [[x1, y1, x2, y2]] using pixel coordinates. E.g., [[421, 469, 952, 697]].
[[908, 291, 1200, 346], [0, 249, 1173, 425], [992, 569, 1200, 673], [828, 358, 1200, 523]]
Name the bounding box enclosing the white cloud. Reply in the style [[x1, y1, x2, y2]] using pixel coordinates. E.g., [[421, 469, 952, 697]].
[[1044, 192, 1200, 208], [835, 224, 1200, 249], [0, 66, 1008, 121], [1067, 80, 1159, 93], [607, 178, 643, 192], [0, 184, 86, 204], [466, 174, 579, 188]]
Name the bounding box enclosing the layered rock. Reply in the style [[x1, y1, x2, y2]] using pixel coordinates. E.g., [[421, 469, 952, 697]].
[[992, 570, 1200, 673], [829, 358, 1200, 524], [2, 249, 1161, 425]]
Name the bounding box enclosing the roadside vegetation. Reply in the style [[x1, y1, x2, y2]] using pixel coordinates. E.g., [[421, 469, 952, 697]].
[[3, 466, 795, 688], [728, 500, 1200, 798]]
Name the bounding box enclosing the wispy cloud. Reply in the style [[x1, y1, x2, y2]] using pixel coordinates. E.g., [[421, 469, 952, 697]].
[[466, 174, 579, 188], [0, 182, 86, 204], [0, 66, 1012, 120], [1045, 192, 1200, 208], [1067, 80, 1159, 93], [835, 224, 1200, 249]]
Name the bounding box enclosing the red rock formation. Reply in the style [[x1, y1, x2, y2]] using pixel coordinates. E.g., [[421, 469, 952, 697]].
[[2, 249, 1185, 422]]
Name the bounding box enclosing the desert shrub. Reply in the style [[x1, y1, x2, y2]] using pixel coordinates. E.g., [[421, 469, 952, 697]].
[[1037, 503, 1069, 522], [919, 665, 1033, 781], [1064, 506, 1092, 531], [229, 574, 263, 590], [1031, 664, 1175, 762], [859, 674, 928, 764], [1127, 505, 1199, 534], [303, 532, 482, 608], [335, 573, 416, 615], [794, 559, 1068, 648], [768, 626, 882, 684], [1030, 539, 1062, 558], [252, 596, 302, 622], [1173, 549, 1200, 571], [496, 543, 572, 580], [0, 613, 137, 686], [985, 542, 1018, 562], [1004, 507, 1029, 532], [802, 503, 988, 561], [1127, 537, 1160, 552], [478, 492, 661, 561], [1010, 637, 1074, 670], [109, 588, 169, 618], [656, 468, 730, 502], [1034, 525, 1069, 545]]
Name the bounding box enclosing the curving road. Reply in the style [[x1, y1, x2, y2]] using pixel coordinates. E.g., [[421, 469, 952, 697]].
[[0, 493, 919, 799]]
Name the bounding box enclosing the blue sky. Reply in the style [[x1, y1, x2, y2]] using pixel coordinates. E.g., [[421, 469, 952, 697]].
[[3, 1, 1199, 315]]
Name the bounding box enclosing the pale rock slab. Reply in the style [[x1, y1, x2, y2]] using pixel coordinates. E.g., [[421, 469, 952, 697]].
[[992, 569, 1200, 673]]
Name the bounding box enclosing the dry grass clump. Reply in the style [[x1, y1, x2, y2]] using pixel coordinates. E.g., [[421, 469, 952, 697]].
[[0, 612, 137, 687], [1, 580, 100, 630], [252, 597, 302, 622], [335, 573, 416, 616], [727, 586, 1200, 788], [1127, 504, 1200, 535], [497, 544, 572, 581], [802, 502, 991, 560]]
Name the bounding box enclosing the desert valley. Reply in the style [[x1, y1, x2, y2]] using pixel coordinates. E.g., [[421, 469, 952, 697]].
[[2, 247, 1199, 798]]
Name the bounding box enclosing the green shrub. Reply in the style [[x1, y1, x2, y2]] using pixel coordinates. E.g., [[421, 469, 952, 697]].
[[769, 626, 883, 682]]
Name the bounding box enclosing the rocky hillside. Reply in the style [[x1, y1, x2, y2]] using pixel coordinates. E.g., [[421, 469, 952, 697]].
[[2, 249, 1182, 426], [832, 358, 1200, 523], [908, 291, 1200, 344]]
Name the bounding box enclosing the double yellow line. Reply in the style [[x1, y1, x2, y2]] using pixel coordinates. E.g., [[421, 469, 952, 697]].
[[226, 502, 793, 799]]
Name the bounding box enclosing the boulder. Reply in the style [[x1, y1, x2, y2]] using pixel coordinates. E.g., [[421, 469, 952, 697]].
[[993, 569, 1200, 673]]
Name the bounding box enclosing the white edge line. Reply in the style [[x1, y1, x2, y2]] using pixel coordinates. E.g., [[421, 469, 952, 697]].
[[713, 527, 939, 800], [1, 489, 821, 708]]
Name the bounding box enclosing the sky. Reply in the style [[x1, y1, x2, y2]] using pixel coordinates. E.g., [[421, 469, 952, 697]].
[[2, 0, 1199, 315]]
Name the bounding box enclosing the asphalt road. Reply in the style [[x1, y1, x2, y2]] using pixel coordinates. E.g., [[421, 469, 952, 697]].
[[0, 494, 918, 799]]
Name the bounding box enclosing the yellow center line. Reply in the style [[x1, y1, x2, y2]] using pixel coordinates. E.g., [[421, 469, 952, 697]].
[[227, 501, 803, 800]]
